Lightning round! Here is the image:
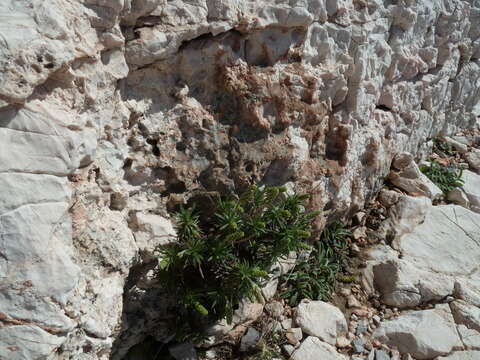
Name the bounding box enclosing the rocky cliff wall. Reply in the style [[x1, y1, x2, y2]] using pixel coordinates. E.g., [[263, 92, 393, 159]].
[[0, 0, 479, 359]]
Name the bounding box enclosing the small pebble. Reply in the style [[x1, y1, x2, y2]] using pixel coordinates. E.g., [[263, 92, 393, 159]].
[[356, 319, 369, 336], [340, 288, 352, 297], [372, 339, 381, 348], [351, 244, 361, 254], [375, 349, 391, 360], [281, 318, 293, 330], [348, 295, 363, 309], [352, 338, 366, 354], [380, 344, 390, 352], [336, 336, 351, 348], [285, 331, 299, 346], [349, 321, 358, 333], [353, 307, 370, 317], [239, 328, 261, 352], [391, 349, 401, 360], [384, 309, 394, 319]]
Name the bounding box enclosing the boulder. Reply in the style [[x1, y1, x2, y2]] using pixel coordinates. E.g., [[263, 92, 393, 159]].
[[379, 195, 432, 240], [392, 205, 480, 277], [447, 188, 471, 208], [454, 279, 480, 308], [465, 150, 480, 173], [371, 204, 480, 308], [388, 159, 442, 200], [295, 301, 347, 345], [450, 300, 480, 332], [373, 305, 462, 359], [436, 351, 480, 360], [461, 170, 480, 213], [291, 337, 346, 360], [457, 325, 480, 350]]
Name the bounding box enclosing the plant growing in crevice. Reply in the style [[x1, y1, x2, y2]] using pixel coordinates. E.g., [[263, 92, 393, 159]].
[[156, 185, 319, 339], [420, 160, 464, 193], [279, 220, 350, 306], [433, 139, 456, 157]]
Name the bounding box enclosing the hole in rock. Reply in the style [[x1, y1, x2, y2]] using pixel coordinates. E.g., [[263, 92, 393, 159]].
[[146, 138, 160, 156], [175, 141, 186, 151], [376, 104, 392, 111]]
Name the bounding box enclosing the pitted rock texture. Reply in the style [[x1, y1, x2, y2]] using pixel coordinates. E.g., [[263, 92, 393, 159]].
[[1, 0, 480, 359]]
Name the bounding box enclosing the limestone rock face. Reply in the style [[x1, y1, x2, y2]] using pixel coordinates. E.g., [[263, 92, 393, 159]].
[[1, 0, 480, 358]]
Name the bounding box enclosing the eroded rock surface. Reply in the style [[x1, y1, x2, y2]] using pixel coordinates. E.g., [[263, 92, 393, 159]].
[[1, 0, 480, 358]]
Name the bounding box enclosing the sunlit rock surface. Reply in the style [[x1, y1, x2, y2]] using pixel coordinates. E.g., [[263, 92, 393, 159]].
[[1, 0, 479, 358]]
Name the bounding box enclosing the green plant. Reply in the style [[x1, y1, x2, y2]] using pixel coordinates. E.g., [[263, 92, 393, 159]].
[[433, 139, 456, 157], [280, 221, 350, 306], [156, 185, 319, 338], [420, 160, 464, 193]]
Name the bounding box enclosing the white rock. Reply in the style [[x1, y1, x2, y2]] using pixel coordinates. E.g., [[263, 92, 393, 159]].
[[457, 325, 480, 350], [436, 351, 480, 360], [447, 188, 471, 208], [0, 325, 64, 360], [261, 278, 279, 302], [450, 300, 480, 332], [389, 161, 442, 200], [454, 279, 480, 308], [392, 152, 414, 171], [465, 150, 480, 173], [373, 305, 462, 359], [379, 195, 432, 240], [1, 0, 479, 357], [444, 137, 469, 154], [372, 204, 480, 308], [295, 300, 347, 345], [291, 336, 347, 360], [461, 170, 480, 213]]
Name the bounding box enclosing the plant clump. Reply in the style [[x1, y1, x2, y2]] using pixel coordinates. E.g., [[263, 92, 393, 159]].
[[420, 160, 464, 193], [279, 220, 350, 306], [156, 185, 319, 338]]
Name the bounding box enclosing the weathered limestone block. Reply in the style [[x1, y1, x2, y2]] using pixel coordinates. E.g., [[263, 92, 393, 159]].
[[291, 336, 347, 360], [373, 305, 462, 359], [369, 203, 480, 308], [295, 300, 347, 345]]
